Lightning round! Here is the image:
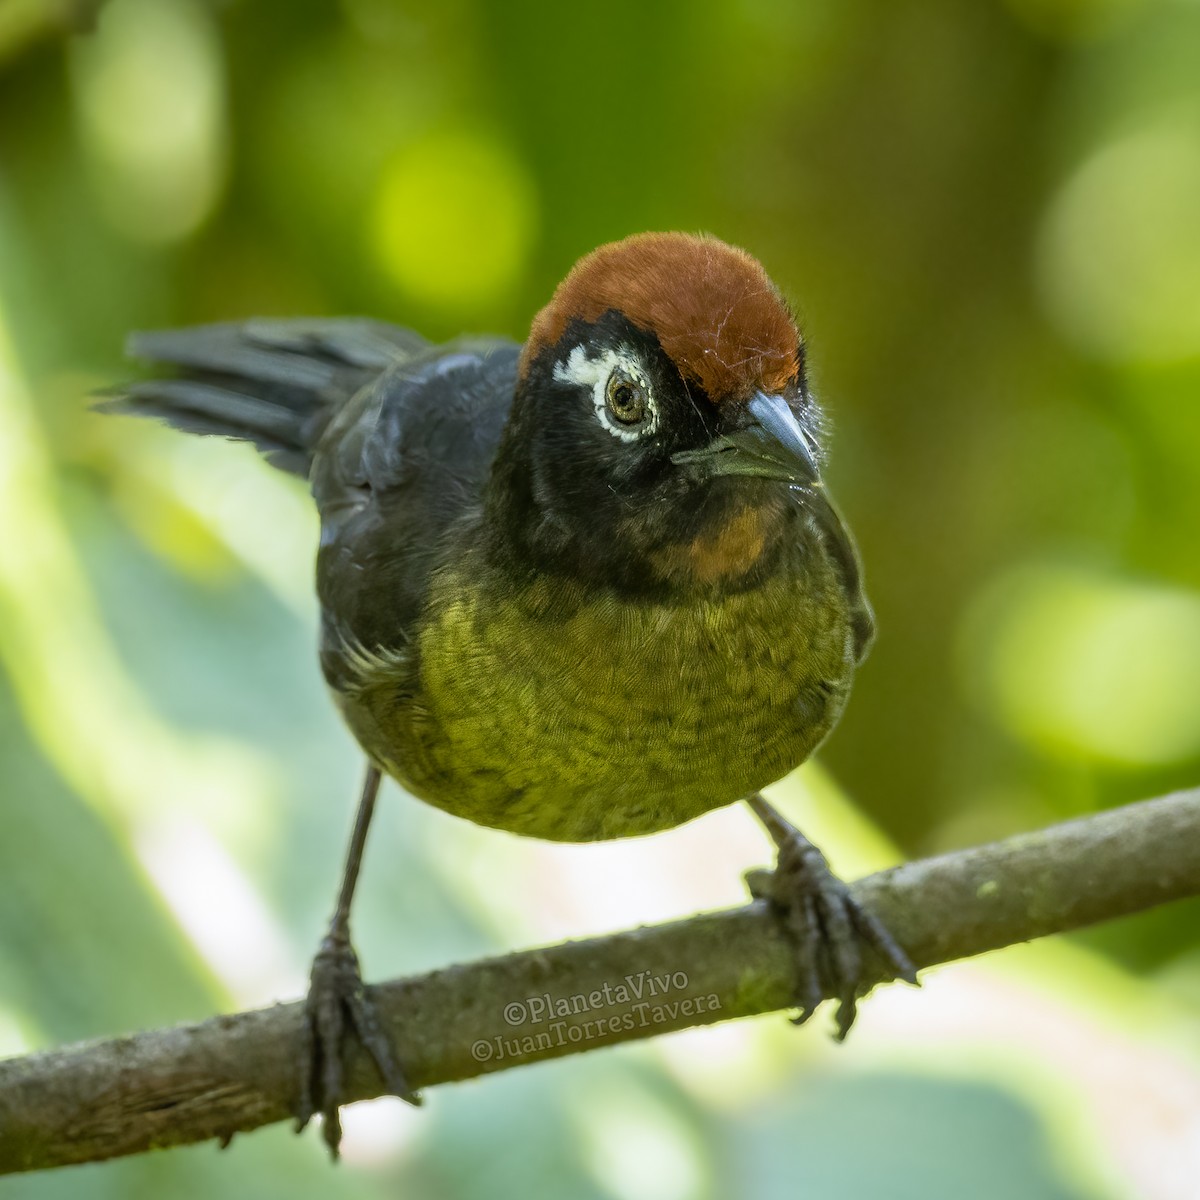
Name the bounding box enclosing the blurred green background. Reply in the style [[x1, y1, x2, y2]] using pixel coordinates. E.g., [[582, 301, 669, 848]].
[[2, 0, 1200, 1196]]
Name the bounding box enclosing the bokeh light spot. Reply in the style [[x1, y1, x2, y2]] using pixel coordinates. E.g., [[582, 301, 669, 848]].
[[1037, 125, 1200, 364], [68, 0, 226, 245], [370, 129, 536, 311], [576, 1087, 707, 1200], [960, 564, 1200, 766]]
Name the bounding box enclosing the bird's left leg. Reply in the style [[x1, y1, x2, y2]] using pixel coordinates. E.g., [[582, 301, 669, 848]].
[[745, 793, 918, 1040], [294, 764, 421, 1157]]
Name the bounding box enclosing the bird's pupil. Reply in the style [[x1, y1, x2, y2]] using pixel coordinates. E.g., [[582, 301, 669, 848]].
[[609, 380, 643, 422]]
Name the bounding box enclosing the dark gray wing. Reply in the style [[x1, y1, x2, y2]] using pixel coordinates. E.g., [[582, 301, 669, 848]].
[[805, 489, 875, 664], [312, 338, 521, 684]]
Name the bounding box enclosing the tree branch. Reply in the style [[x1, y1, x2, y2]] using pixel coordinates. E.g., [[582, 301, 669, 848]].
[[2, 789, 1198, 1174]]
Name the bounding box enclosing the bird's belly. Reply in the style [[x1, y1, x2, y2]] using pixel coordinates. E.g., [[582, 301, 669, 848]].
[[348, 575, 853, 842]]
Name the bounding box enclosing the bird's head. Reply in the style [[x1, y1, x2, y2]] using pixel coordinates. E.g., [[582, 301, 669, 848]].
[[492, 232, 825, 593]]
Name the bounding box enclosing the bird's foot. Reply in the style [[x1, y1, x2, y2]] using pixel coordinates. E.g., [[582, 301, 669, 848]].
[[294, 928, 420, 1158], [748, 821, 917, 1040]]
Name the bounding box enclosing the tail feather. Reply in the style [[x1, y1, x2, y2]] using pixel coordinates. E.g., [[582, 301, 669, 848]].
[[235, 318, 427, 369], [127, 327, 343, 391], [100, 378, 323, 474], [100, 318, 427, 477]]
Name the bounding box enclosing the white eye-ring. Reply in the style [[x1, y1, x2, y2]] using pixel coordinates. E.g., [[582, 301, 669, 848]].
[[553, 344, 659, 442]]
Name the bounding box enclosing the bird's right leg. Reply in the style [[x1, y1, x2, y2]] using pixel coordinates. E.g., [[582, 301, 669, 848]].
[[745, 793, 918, 1039], [294, 764, 421, 1158]]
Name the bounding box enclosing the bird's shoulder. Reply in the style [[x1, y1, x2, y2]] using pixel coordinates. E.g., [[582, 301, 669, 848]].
[[312, 336, 520, 503], [314, 336, 521, 689]]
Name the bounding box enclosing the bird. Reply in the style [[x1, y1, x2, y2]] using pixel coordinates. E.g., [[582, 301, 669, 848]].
[[102, 231, 916, 1156]]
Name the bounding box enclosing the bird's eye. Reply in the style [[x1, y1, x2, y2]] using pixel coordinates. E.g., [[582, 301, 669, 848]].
[[554, 347, 657, 441], [605, 371, 648, 425]]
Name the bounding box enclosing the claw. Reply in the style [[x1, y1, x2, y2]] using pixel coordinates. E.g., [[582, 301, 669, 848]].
[[847, 901, 921, 988], [295, 931, 421, 1159], [748, 796, 917, 1038]]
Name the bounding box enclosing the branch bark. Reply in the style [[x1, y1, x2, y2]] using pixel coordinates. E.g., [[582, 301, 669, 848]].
[[2, 789, 1198, 1175]]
